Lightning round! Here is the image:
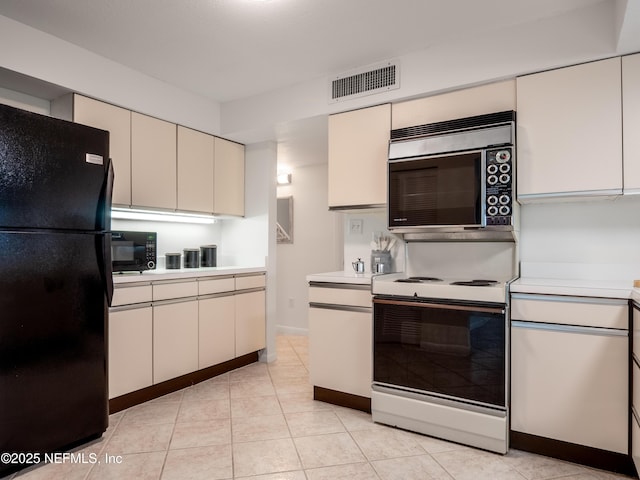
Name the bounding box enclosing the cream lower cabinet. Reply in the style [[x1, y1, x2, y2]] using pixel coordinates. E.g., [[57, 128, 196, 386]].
[[199, 294, 236, 368], [308, 283, 372, 399], [235, 290, 266, 357], [511, 294, 629, 454], [632, 302, 640, 472], [108, 304, 153, 399], [153, 299, 199, 384]]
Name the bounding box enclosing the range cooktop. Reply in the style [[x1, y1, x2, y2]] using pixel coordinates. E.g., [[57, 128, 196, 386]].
[[377, 274, 507, 303]]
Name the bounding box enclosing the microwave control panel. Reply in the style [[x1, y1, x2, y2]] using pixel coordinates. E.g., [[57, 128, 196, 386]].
[[485, 147, 513, 226]]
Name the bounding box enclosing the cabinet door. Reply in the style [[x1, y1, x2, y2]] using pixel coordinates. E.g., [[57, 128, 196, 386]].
[[153, 300, 199, 383], [131, 112, 177, 209], [516, 58, 622, 200], [73, 95, 132, 206], [199, 295, 236, 368], [177, 125, 214, 213], [309, 306, 372, 398], [108, 306, 153, 398], [235, 290, 265, 357], [623, 53, 640, 193], [392, 80, 515, 130], [511, 321, 628, 453], [214, 137, 245, 216], [328, 104, 390, 209]]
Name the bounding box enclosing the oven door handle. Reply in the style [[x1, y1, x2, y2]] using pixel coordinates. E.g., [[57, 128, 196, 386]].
[[373, 297, 505, 314]]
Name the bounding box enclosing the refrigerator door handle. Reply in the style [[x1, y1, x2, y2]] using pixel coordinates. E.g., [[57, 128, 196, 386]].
[[99, 158, 114, 306], [101, 233, 114, 307]]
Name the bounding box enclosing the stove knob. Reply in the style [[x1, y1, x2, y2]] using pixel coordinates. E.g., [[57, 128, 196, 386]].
[[487, 205, 499, 216], [487, 164, 498, 175], [487, 195, 498, 206], [496, 150, 511, 163], [487, 175, 499, 186], [499, 163, 511, 173], [499, 194, 510, 205], [499, 205, 511, 215], [499, 173, 511, 184]]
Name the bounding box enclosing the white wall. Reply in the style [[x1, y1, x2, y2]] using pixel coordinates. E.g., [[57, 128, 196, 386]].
[[519, 195, 640, 280], [275, 163, 343, 334], [342, 212, 405, 274], [0, 15, 221, 136], [221, 1, 618, 142]]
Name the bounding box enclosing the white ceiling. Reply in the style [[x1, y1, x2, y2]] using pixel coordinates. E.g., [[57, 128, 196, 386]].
[[0, 0, 615, 104]]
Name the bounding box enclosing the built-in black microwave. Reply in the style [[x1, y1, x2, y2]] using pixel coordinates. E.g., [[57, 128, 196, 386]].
[[388, 111, 516, 235], [111, 231, 156, 272]]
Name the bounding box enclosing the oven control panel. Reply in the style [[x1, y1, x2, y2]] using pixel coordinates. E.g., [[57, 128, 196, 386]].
[[485, 147, 513, 226]]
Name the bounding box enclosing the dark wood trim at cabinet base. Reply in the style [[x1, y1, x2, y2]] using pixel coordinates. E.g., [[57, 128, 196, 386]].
[[313, 386, 371, 413], [510, 430, 637, 477], [109, 352, 259, 414]]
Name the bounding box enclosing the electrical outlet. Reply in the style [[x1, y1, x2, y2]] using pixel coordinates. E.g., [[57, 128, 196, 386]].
[[349, 219, 364, 235]]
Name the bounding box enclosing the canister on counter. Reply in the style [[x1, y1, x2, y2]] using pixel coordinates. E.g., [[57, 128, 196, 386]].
[[165, 253, 181, 269], [200, 245, 217, 267], [183, 248, 200, 268]]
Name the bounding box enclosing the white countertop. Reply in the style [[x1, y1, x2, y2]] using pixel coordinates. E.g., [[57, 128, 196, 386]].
[[113, 266, 265, 284], [511, 277, 634, 300], [306, 270, 374, 285]]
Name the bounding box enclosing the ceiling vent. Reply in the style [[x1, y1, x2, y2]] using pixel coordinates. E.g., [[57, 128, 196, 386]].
[[329, 61, 399, 102]]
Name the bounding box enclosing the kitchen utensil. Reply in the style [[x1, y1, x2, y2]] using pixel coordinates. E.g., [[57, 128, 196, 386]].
[[200, 245, 217, 267], [352, 258, 365, 273], [165, 253, 181, 269], [183, 248, 200, 268]]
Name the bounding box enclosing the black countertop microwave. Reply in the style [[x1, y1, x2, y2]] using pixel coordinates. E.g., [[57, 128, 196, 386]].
[[111, 230, 157, 272]]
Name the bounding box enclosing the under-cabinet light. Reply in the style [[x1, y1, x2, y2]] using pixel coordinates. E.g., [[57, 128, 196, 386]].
[[111, 207, 217, 224]]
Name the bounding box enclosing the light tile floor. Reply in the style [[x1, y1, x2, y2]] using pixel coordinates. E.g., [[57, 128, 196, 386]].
[[5, 335, 637, 480]]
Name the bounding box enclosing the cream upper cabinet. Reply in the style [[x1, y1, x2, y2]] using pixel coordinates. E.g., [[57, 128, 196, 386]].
[[623, 53, 640, 193], [516, 58, 622, 200], [131, 112, 177, 210], [328, 103, 390, 209], [214, 137, 245, 216], [177, 125, 215, 213], [391, 80, 516, 130], [71, 95, 132, 206]]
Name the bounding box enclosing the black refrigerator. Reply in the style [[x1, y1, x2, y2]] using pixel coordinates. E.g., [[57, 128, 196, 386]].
[[0, 103, 113, 476]]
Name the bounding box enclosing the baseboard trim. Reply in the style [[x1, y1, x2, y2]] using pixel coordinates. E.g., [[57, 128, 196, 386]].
[[313, 386, 371, 413], [510, 430, 636, 477], [276, 325, 308, 336], [109, 352, 259, 413]]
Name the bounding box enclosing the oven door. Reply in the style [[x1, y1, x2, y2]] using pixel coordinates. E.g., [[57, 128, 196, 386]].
[[373, 295, 506, 409], [388, 150, 485, 230]]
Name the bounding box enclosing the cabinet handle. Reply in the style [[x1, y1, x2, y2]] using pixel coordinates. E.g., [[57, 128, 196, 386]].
[[309, 302, 371, 314], [511, 293, 627, 307], [511, 320, 628, 337], [517, 188, 622, 201], [374, 297, 504, 314], [109, 302, 153, 313]]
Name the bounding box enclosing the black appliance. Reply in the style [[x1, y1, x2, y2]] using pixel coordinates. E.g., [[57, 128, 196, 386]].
[[0, 103, 113, 476], [111, 230, 157, 272], [387, 111, 516, 238]]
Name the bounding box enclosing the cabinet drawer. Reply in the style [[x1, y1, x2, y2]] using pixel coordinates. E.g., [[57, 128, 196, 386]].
[[309, 286, 371, 308], [112, 284, 152, 306], [235, 274, 266, 290], [634, 304, 640, 359], [153, 281, 198, 301], [198, 276, 235, 295], [511, 294, 628, 329], [634, 359, 640, 414]]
